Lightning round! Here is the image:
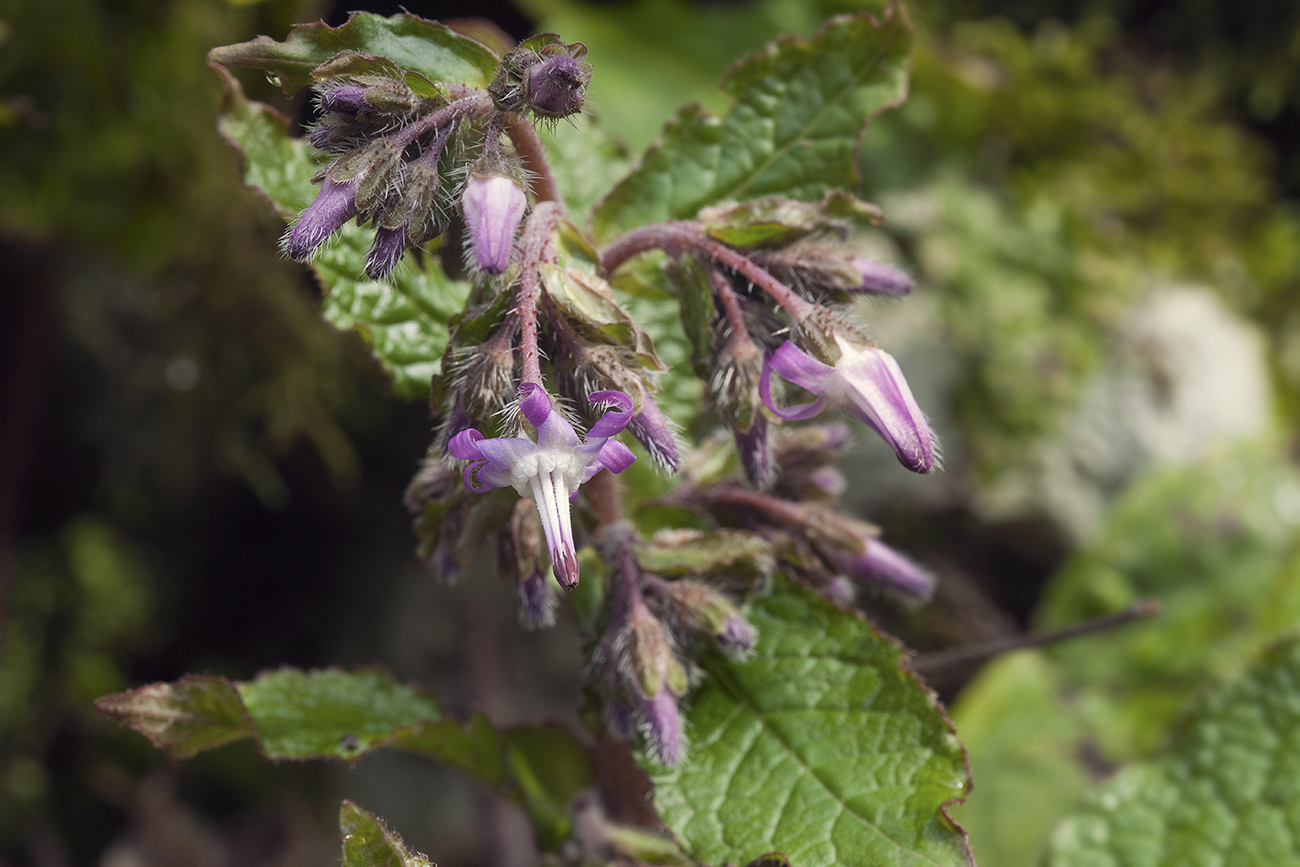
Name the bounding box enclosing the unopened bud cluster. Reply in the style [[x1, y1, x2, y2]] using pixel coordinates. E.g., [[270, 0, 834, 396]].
[[489, 34, 592, 120]]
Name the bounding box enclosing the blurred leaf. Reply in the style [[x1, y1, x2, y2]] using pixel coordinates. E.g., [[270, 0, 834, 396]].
[[700, 190, 883, 249], [340, 800, 433, 867], [208, 13, 498, 96], [93, 675, 253, 761], [505, 724, 598, 848], [1047, 635, 1300, 866], [637, 529, 775, 587], [389, 714, 507, 786], [592, 7, 912, 242], [214, 73, 471, 399], [235, 667, 442, 760], [651, 576, 972, 867]]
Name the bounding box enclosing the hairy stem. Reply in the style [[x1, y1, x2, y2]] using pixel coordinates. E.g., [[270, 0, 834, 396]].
[[504, 113, 566, 213], [600, 222, 812, 319], [516, 202, 563, 386], [393, 91, 493, 149]]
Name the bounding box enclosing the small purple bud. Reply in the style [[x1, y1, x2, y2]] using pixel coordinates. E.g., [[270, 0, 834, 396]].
[[808, 466, 848, 499], [717, 616, 758, 657], [285, 177, 359, 260], [365, 225, 409, 279], [826, 539, 934, 599], [319, 84, 370, 115], [527, 54, 588, 119], [734, 415, 776, 490], [518, 568, 556, 630], [849, 257, 913, 296], [626, 396, 681, 473], [638, 688, 684, 766], [462, 175, 527, 275]]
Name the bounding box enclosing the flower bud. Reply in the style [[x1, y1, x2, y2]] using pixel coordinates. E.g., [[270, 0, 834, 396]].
[[365, 225, 408, 279], [319, 83, 370, 115], [626, 395, 682, 474], [733, 414, 776, 490], [638, 687, 684, 765], [461, 175, 527, 274], [527, 53, 589, 119], [824, 538, 934, 599], [284, 177, 359, 260], [500, 497, 555, 629], [650, 578, 756, 659], [850, 257, 913, 297]]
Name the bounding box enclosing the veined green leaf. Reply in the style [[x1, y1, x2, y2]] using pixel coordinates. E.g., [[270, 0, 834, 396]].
[[208, 12, 498, 96], [1047, 635, 1300, 866], [652, 577, 972, 867], [214, 74, 470, 399], [592, 7, 911, 242], [340, 800, 432, 867]]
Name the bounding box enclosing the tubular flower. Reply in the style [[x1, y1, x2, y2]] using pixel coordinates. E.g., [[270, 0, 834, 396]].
[[760, 336, 934, 473], [461, 174, 527, 274], [448, 384, 635, 589]]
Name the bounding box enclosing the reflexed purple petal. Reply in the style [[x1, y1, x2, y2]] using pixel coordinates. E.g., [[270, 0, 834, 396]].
[[626, 397, 680, 472], [518, 383, 581, 450], [462, 175, 527, 274], [638, 688, 684, 766], [365, 225, 409, 279], [285, 177, 359, 260], [448, 429, 486, 461], [594, 439, 636, 476], [734, 415, 776, 489], [760, 350, 830, 421], [770, 342, 835, 392], [585, 390, 635, 440], [850, 257, 913, 297]]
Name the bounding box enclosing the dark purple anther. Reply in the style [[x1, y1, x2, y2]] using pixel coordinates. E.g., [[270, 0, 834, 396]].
[[285, 177, 360, 260], [527, 54, 588, 119], [850, 257, 913, 297], [462, 175, 527, 275], [365, 225, 409, 279]]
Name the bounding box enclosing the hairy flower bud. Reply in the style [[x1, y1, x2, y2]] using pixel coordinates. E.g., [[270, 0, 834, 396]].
[[850, 257, 913, 296], [500, 498, 555, 629], [638, 687, 684, 766], [319, 83, 370, 115], [734, 414, 776, 490], [527, 53, 589, 119], [649, 577, 756, 659], [824, 538, 934, 599], [284, 177, 360, 260], [365, 225, 409, 279], [462, 175, 527, 274], [625, 394, 682, 473]]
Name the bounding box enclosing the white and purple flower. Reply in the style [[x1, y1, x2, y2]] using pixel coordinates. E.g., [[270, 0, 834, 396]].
[[448, 383, 635, 589], [760, 335, 935, 473]]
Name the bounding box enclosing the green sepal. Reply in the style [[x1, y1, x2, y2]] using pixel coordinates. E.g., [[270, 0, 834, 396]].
[[700, 190, 884, 249], [637, 529, 775, 591], [540, 264, 668, 371]]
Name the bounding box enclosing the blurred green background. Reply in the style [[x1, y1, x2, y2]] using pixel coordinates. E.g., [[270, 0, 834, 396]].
[[2, 0, 1299, 865]]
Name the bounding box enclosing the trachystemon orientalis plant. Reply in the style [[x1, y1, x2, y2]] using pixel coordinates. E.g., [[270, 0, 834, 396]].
[[96, 7, 982, 867]]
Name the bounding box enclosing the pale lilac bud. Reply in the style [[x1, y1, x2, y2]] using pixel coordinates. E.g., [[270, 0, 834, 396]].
[[638, 688, 684, 766], [365, 225, 408, 279], [717, 616, 758, 657], [734, 415, 776, 490], [285, 177, 359, 260], [518, 568, 555, 630], [462, 175, 527, 275], [626, 396, 681, 473], [527, 54, 588, 119], [826, 539, 934, 599], [850, 257, 913, 296], [319, 84, 370, 115], [808, 466, 848, 499]]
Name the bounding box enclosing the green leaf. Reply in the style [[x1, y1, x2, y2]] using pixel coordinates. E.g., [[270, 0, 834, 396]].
[[506, 724, 599, 848], [235, 667, 442, 760], [340, 800, 432, 867], [92, 675, 253, 760], [1047, 635, 1300, 866], [214, 74, 470, 399], [592, 7, 912, 242], [652, 577, 972, 867], [208, 12, 499, 96]]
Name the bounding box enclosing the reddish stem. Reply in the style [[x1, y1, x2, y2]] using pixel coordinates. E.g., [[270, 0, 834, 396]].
[[516, 202, 563, 386], [504, 114, 566, 214]]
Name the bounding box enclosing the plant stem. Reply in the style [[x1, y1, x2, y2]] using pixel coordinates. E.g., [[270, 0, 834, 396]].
[[504, 113, 566, 214], [516, 202, 562, 386], [600, 223, 813, 319], [910, 600, 1162, 675], [393, 92, 493, 149]]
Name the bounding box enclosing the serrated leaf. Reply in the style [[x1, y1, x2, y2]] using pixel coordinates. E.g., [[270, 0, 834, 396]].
[[235, 668, 442, 760], [214, 74, 470, 399], [340, 800, 432, 867], [652, 577, 972, 867], [592, 8, 911, 242], [208, 12, 498, 96], [92, 675, 253, 760], [1047, 635, 1300, 866]]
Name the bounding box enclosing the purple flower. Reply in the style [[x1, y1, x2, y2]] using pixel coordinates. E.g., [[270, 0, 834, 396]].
[[761, 337, 934, 473], [461, 175, 527, 275], [285, 177, 359, 260], [850, 257, 913, 297], [824, 538, 934, 599], [448, 384, 635, 589]]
